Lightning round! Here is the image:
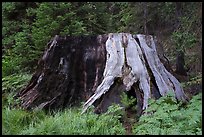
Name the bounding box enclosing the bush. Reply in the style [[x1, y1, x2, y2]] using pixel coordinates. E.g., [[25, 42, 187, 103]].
[[132, 93, 202, 135], [2, 55, 21, 77], [2, 73, 31, 93], [2, 73, 32, 107]]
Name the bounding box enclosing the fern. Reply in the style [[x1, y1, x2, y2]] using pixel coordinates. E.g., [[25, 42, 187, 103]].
[[132, 93, 202, 135]]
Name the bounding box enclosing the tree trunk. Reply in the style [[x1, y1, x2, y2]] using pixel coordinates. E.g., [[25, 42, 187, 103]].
[[17, 33, 189, 116], [175, 51, 187, 76]]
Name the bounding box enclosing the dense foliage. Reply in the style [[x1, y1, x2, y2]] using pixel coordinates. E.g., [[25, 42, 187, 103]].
[[2, 72, 202, 135], [2, 2, 202, 135], [2, 73, 32, 107], [2, 2, 202, 76], [2, 84, 202, 135], [132, 93, 202, 135]]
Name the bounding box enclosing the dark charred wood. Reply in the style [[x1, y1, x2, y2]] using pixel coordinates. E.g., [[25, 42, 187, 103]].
[[18, 34, 108, 110]]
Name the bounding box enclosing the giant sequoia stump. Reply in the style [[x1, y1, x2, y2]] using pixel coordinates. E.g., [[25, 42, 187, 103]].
[[18, 33, 189, 116]]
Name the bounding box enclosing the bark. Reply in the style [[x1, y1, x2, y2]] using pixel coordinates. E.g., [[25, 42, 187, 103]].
[[18, 35, 108, 110], [175, 51, 187, 76], [17, 33, 189, 116]]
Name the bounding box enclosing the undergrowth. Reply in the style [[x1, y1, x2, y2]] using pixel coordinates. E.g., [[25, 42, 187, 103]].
[[2, 92, 202, 135], [2, 74, 202, 135], [132, 92, 202, 135], [3, 105, 125, 135], [2, 73, 32, 107]]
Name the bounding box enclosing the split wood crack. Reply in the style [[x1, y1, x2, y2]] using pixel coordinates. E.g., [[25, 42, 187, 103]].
[[18, 33, 188, 113], [82, 33, 188, 114]]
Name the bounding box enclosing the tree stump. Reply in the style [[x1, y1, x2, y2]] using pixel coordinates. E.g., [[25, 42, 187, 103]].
[[17, 33, 189, 116]]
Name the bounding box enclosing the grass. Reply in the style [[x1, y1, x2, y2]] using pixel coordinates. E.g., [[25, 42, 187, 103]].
[[2, 73, 202, 135], [2, 93, 202, 135], [2, 105, 125, 135]]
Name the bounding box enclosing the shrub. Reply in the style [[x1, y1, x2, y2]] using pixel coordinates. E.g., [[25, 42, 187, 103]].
[[2, 73, 31, 93], [2, 73, 32, 107], [132, 92, 202, 135]]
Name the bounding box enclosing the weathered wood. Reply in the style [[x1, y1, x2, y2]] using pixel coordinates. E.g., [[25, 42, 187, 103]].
[[82, 33, 188, 113], [82, 33, 151, 113], [137, 34, 188, 102], [18, 35, 108, 110], [17, 33, 189, 116]]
